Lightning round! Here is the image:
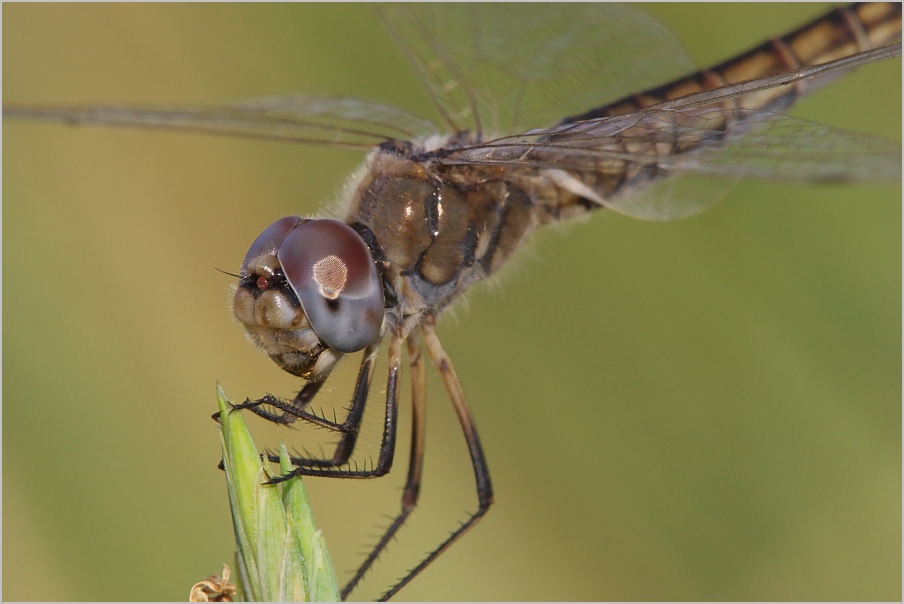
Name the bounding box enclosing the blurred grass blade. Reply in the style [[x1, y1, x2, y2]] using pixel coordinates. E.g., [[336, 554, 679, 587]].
[[215, 384, 340, 602]]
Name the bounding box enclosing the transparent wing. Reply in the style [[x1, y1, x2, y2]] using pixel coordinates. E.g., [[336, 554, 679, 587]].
[[376, 3, 697, 135], [2, 94, 439, 149], [6, 4, 695, 145], [605, 115, 902, 220], [450, 112, 900, 221], [438, 44, 902, 221]]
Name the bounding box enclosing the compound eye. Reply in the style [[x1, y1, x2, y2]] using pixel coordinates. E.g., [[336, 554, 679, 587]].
[[241, 216, 303, 273], [277, 219, 384, 352]]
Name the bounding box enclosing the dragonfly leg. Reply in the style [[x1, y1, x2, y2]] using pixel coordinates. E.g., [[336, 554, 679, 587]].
[[267, 333, 401, 481], [379, 317, 493, 602], [341, 330, 428, 599], [232, 379, 325, 425]]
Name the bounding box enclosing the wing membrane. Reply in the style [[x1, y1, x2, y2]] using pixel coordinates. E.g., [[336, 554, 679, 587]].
[[3, 94, 438, 149], [376, 3, 696, 134]]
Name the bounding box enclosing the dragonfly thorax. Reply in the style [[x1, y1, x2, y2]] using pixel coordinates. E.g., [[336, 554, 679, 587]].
[[343, 144, 576, 317]]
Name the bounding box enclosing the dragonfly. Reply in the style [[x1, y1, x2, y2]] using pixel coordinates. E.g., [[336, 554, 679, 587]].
[[4, 3, 901, 601]]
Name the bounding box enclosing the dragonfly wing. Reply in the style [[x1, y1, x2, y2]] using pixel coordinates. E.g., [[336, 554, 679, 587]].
[[444, 109, 900, 221], [3, 94, 438, 149], [438, 45, 901, 221], [376, 4, 696, 135]]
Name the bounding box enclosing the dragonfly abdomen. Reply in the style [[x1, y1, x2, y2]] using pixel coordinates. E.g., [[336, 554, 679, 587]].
[[563, 2, 902, 122]]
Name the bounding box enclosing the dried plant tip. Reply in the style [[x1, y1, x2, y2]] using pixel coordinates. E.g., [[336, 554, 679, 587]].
[[189, 564, 236, 602]]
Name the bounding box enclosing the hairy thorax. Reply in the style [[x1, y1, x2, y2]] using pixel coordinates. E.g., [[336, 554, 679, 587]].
[[342, 135, 590, 329]]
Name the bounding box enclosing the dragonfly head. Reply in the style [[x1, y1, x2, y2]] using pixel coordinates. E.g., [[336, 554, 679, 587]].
[[233, 216, 385, 379]]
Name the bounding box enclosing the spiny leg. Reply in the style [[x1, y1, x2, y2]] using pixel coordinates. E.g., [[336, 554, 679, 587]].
[[341, 330, 428, 599], [228, 340, 376, 470], [237, 378, 324, 425], [263, 340, 377, 469], [379, 317, 494, 602], [235, 347, 375, 435], [268, 332, 402, 482], [210, 381, 323, 425]]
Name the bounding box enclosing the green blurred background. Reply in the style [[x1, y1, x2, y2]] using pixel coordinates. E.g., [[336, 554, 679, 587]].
[[3, 4, 900, 601]]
